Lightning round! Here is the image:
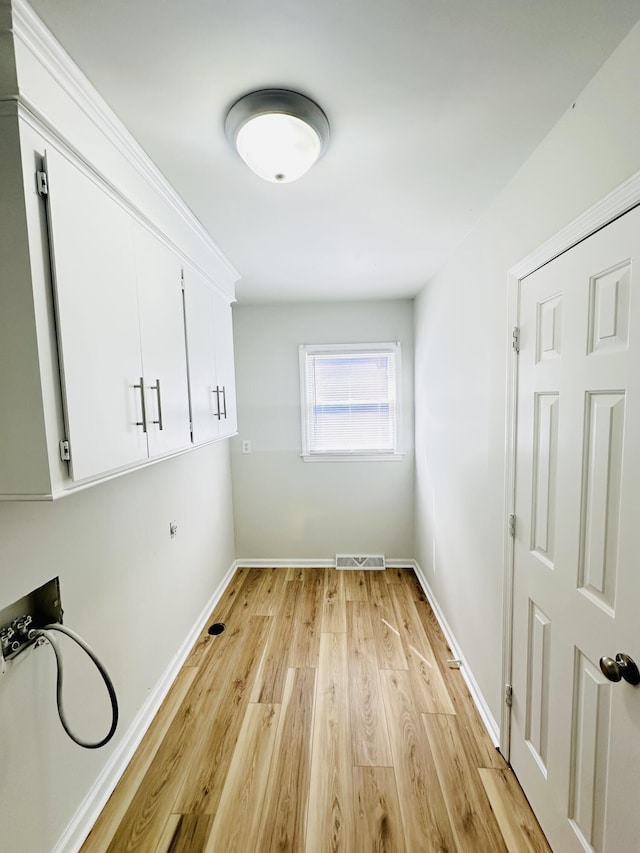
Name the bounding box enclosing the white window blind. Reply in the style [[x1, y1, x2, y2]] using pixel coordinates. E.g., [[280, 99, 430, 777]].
[[300, 343, 401, 459]]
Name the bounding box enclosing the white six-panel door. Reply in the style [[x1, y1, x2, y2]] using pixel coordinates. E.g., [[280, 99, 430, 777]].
[[511, 205, 640, 852]]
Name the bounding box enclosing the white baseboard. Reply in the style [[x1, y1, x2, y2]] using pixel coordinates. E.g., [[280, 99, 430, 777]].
[[54, 560, 237, 853], [232, 558, 333, 569], [411, 561, 501, 747], [384, 558, 418, 569], [232, 558, 417, 569]]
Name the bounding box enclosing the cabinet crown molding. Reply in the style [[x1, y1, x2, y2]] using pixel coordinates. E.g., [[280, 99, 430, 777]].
[[9, 0, 240, 291]]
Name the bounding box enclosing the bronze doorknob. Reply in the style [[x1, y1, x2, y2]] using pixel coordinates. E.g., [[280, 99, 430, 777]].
[[599, 653, 640, 686]]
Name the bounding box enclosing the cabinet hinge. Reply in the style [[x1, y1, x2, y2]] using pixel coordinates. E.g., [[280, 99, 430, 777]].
[[509, 514, 516, 538], [512, 326, 520, 353], [505, 684, 513, 707], [59, 440, 71, 462], [37, 170, 49, 197]]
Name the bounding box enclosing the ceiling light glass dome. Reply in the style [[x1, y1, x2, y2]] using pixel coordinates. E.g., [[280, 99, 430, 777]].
[[225, 89, 330, 184]]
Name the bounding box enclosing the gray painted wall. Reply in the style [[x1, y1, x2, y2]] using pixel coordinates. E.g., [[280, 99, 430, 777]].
[[231, 300, 415, 560], [414, 19, 640, 726], [0, 442, 235, 853]]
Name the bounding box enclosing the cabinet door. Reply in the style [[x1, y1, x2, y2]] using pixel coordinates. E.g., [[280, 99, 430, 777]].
[[44, 149, 147, 481], [183, 266, 237, 444], [183, 265, 219, 444], [134, 225, 191, 458], [212, 292, 237, 438]]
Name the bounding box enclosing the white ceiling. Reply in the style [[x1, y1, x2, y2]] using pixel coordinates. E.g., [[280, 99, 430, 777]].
[[26, 0, 640, 302]]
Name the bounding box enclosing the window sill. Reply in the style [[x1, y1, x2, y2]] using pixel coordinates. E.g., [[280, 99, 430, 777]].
[[301, 453, 405, 463]]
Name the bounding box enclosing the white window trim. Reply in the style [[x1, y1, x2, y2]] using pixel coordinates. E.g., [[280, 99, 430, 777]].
[[299, 341, 403, 462]]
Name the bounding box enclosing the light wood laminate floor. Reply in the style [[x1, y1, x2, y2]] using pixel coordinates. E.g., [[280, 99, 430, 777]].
[[80, 567, 551, 852]]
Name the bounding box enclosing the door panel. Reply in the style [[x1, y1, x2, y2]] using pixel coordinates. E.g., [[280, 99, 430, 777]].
[[568, 649, 610, 851], [579, 392, 624, 612], [511, 205, 640, 853], [525, 601, 551, 772], [531, 392, 559, 567]]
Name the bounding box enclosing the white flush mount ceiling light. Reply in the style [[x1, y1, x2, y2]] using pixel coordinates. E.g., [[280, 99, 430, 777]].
[[225, 89, 330, 184]]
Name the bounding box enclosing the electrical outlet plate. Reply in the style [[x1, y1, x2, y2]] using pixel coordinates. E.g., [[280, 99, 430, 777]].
[[0, 577, 63, 662]]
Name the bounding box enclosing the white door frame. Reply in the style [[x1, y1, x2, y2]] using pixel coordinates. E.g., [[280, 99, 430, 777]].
[[500, 169, 640, 761]]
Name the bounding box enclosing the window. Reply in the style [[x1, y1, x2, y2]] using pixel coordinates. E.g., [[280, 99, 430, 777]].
[[299, 342, 402, 461]]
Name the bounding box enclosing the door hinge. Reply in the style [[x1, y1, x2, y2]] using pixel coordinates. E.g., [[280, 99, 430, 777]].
[[512, 326, 520, 353], [505, 683, 513, 707], [59, 440, 71, 462], [181, 270, 185, 292], [37, 170, 49, 196], [509, 514, 516, 538]]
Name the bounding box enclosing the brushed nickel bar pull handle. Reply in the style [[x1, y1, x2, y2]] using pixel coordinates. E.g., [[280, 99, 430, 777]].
[[151, 379, 164, 431], [134, 378, 147, 433], [212, 387, 222, 420], [221, 385, 227, 419]]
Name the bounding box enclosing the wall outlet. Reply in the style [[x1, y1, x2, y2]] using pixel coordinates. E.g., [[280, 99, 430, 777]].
[[169, 521, 178, 538], [241, 440, 252, 454]]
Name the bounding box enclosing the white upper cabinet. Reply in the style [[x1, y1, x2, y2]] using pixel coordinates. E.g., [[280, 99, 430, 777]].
[[212, 293, 238, 438], [183, 264, 238, 444], [44, 148, 191, 482], [0, 10, 239, 499], [134, 224, 191, 459], [44, 149, 148, 481]]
